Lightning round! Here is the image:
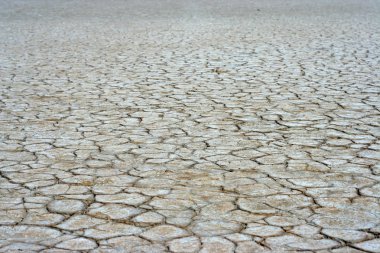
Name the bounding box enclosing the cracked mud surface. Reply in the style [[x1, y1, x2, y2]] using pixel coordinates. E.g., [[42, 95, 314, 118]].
[[1, 0, 380, 252]]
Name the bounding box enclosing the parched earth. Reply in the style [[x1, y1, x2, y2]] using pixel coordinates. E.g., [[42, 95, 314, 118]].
[[0, 0, 380, 252]]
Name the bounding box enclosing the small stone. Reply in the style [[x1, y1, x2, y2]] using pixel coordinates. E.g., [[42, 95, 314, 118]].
[[265, 216, 305, 227], [358, 150, 380, 160], [47, 199, 85, 214], [242, 224, 283, 237], [95, 175, 138, 186], [191, 220, 241, 236], [233, 183, 278, 197], [265, 234, 303, 248], [201, 202, 235, 216], [99, 235, 149, 251], [326, 139, 352, 146], [200, 236, 235, 253], [0, 243, 46, 252], [360, 184, 380, 198], [86, 160, 112, 168], [88, 204, 142, 220], [22, 212, 64, 226], [141, 225, 189, 241], [288, 178, 330, 187], [132, 244, 168, 253], [235, 241, 267, 253], [57, 215, 106, 231], [290, 225, 320, 238], [0, 209, 25, 225], [288, 239, 340, 250], [38, 184, 69, 195], [84, 223, 143, 239], [312, 208, 378, 229], [0, 151, 35, 161], [256, 154, 287, 165], [224, 233, 252, 242], [265, 194, 313, 210], [0, 225, 61, 242], [167, 217, 193, 227], [306, 187, 357, 198], [96, 193, 149, 206], [354, 239, 380, 253], [132, 211, 164, 224], [92, 185, 122, 194], [227, 210, 266, 223], [56, 238, 97, 250], [322, 229, 372, 242], [331, 247, 367, 253], [237, 198, 277, 214], [168, 236, 201, 253], [149, 198, 194, 210]]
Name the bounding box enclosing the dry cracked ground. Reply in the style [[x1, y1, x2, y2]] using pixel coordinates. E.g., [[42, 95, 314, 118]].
[[0, 0, 380, 252]]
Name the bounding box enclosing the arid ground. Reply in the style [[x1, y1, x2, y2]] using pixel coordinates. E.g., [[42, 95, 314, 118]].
[[0, 0, 380, 252]]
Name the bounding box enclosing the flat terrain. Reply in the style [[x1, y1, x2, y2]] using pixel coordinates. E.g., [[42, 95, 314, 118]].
[[1, 0, 380, 252]]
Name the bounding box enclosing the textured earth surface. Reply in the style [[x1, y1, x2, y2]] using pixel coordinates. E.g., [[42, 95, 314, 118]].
[[1, 0, 380, 252]]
